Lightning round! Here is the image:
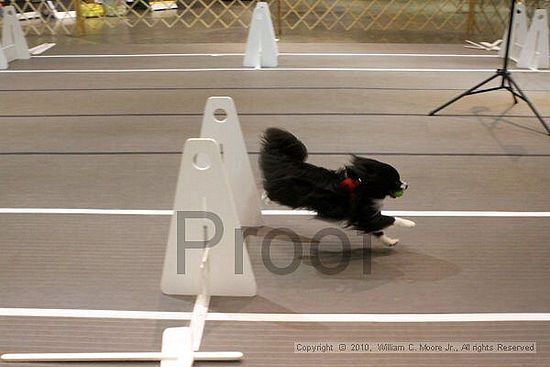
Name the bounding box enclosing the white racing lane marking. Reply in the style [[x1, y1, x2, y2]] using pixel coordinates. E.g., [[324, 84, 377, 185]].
[[33, 52, 500, 58], [0, 308, 549, 322], [0, 208, 548, 217], [2, 68, 550, 74]]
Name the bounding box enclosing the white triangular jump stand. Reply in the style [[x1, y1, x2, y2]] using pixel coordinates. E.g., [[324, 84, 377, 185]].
[[0, 6, 30, 69], [161, 138, 257, 297], [517, 8, 549, 70], [1, 139, 256, 366], [499, 1, 528, 61], [1, 327, 243, 367], [161, 137, 256, 352], [200, 96, 263, 227], [243, 2, 278, 69]]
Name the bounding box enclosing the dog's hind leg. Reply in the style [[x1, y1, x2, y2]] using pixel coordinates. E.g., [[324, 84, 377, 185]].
[[261, 190, 272, 205], [372, 231, 399, 247]]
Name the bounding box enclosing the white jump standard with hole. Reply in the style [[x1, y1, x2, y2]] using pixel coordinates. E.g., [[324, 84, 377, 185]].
[[499, 2, 528, 61], [518, 8, 549, 70], [500, 3, 549, 70], [0, 6, 30, 69], [1, 97, 263, 366], [161, 138, 258, 298], [243, 2, 278, 69], [200, 97, 263, 227]]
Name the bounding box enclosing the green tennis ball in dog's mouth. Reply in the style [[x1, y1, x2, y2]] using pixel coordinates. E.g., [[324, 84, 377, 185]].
[[393, 190, 404, 198]]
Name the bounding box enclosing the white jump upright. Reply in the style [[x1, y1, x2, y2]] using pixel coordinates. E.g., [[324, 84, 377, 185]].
[[0, 6, 30, 69], [517, 8, 549, 70], [499, 1, 528, 61], [243, 2, 278, 69], [1, 138, 257, 366], [160, 137, 256, 353], [161, 138, 257, 297], [200, 96, 263, 227]]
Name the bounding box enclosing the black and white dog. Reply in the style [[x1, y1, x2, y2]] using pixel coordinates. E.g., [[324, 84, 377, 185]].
[[259, 128, 415, 246]]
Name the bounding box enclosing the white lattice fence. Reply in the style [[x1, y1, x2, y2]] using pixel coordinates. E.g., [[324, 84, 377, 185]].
[[2, 0, 547, 40]]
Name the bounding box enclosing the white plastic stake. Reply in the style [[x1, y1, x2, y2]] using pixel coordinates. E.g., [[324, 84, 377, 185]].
[[243, 2, 278, 68], [499, 2, 528, 61], [0, 6, 30, 69], [517, 9, 549, 70], [161, 138, 257, 297], [200, 97, 263, 227], [189, 199, 211, 352]]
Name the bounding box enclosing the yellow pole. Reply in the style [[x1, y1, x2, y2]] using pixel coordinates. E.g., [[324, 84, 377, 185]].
[[74, 0, 86, 35]]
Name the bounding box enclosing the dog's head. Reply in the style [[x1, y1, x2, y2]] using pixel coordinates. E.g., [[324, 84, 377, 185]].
[[348, 155, 408, 199]]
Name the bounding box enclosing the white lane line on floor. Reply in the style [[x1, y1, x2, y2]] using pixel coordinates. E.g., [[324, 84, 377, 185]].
[[1, 68, 550, 74], [0, 208, 172, 215], [33, 52, 500, 58], [0, 208, 549, 217], [263, 210, 550, 217], [34, 53, 244, 58], [0, 308, 549, 322]]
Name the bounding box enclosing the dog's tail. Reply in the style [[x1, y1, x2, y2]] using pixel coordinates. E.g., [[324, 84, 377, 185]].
[[260, 128, 307, 164], [259, 128, 308, 203], [260, 128, 341, 211]]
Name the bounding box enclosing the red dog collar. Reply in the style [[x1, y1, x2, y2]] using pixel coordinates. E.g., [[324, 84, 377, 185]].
[[339, 177, 360, 194]]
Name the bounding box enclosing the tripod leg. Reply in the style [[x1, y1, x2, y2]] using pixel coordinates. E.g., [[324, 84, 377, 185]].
[[504, 77, 518, 104], [429, 73, 501, 116], [508, 77, 550, 135]]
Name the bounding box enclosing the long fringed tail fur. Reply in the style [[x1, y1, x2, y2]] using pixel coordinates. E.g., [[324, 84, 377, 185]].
[[259, 128, 347, 218]]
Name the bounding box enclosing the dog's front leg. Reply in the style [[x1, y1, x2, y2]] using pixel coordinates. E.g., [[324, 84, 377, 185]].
[[368, 215, 414, 247], [372, 231, 399, 247], [357, 214, 400, 246]]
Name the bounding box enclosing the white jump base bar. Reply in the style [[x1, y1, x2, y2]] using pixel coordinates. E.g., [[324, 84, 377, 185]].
[[1, 352, 243, 362]]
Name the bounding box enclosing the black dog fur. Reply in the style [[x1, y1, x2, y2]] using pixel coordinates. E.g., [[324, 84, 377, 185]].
[[259, 128, 410, 235]]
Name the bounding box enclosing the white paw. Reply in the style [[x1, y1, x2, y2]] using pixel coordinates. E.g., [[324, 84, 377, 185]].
[[394, 217, 416, 229], [379, 235, 399, 247]]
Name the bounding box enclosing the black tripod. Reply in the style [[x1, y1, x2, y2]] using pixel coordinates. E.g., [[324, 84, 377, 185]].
[[429, 0, 550, 135]]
